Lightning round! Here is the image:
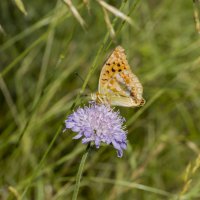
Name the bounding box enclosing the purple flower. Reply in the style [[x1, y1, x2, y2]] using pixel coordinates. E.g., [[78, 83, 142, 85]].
[[64, 102, 127, 157]]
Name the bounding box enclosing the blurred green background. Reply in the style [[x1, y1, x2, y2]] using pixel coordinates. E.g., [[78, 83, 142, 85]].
[[1, 0, 200, 199]]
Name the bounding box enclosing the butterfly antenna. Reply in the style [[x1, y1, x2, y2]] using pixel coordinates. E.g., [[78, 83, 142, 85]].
[[74, 72, 92, 93]]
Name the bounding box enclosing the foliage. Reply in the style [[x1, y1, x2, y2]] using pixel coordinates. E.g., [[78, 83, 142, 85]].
[[1, 0, 200, 199]]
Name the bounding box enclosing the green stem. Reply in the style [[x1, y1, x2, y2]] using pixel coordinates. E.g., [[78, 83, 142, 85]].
[[72, 143, 91, 200]]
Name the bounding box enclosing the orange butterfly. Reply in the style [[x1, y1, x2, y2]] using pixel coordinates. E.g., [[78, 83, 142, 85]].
[[91, 46, 145, 107]]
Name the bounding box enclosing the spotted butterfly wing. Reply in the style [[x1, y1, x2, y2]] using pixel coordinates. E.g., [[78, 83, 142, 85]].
[[92, 46, 145, 107]]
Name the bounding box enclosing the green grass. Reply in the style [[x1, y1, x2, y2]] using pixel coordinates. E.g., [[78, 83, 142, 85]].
[[1, 0, 200, 199]]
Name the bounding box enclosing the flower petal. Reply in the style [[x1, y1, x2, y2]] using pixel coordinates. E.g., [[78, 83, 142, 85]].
[[82, 138, 92, 144], [65, 122, 75, 129], [64, 102, 127, 157], [72, 126, 80, 132], [73, 133, 83, 139], [117, 150, 123, 158]]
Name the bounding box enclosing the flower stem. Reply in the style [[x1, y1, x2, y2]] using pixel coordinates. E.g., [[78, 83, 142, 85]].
[[72, 143, 91, 200]]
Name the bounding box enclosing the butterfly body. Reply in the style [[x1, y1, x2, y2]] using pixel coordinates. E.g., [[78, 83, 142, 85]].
[[91, 46, 145, 107]]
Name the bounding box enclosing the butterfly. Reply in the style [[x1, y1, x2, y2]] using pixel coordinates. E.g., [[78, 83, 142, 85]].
[[91, 46, 145, 107]]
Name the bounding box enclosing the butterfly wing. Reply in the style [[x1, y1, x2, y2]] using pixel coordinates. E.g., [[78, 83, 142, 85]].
[[98, 46, 145, 107]]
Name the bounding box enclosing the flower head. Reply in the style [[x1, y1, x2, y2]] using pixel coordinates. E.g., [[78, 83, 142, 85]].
[[65, 102, 127, 157]]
